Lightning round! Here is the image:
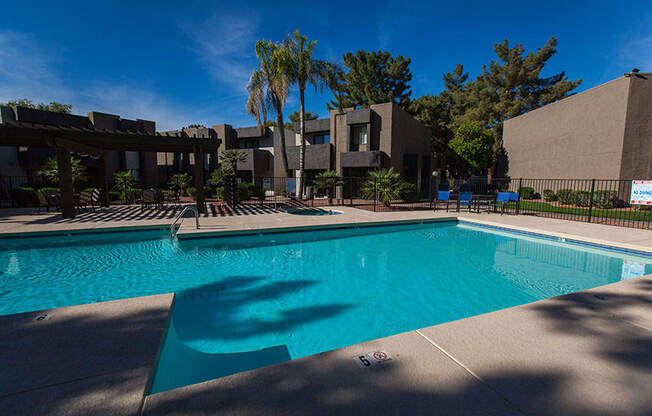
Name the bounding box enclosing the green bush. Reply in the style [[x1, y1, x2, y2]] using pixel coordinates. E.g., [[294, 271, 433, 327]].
[[186, 187, 196, 198], [542, 189, 557, 202], [518, 186, 536, 200], [573, 191, 591, 207], [398, 181, 419, 203], [108, 191, 121, 201], [215, 186, 224, 199], [592, 190, 617, 209], [557, 189, 575, 205], [237, 182, 255, 201], [10, 187, 38, 206]]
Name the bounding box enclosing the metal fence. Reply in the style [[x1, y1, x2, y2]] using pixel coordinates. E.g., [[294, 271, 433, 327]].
[[1, 174, 650, 229]]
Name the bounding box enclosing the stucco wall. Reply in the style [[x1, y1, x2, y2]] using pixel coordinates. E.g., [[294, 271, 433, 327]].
[[503, 77, 631, 179], [620, 76, 652, 179]]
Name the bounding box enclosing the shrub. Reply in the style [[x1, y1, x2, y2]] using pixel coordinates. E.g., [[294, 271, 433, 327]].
[[557, 189, 575, 205], [10, 187, 38, 206], [573, 191, 591, 207], [186, 187, 196, 198], [398, 181, 419, 203], [38, 187, 60, 194], [108, 191, 121, 201], [361, 168, 401, 207], [542, 189, 557, 202], [215, 186, 224, 199], [518, 186, 535, 200], [592, 190, 617, 209], [237, 182, 255, 201]]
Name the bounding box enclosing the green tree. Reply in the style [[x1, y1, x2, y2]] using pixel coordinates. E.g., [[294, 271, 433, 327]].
[[474, 37, 581, 179], [312, 170, 343, 204], [113, 170, 139, 202], [219, 149, 248, 176], [283, 30, 340, 198], [247, 40, 290, 174], [4, 98, 72, 113], [328, 50, 412, 110], [168, 173, 192, 198], [361, 168, 401, 208], [37, 157, 87, 187], [288, 110, 318, 124], [449, 120, 494, 175]]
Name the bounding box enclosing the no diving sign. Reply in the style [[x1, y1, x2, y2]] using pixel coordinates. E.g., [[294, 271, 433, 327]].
[[354, 350, 392, 368]]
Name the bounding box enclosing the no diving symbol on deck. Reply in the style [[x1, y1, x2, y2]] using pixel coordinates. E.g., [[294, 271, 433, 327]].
[[354, 350, 392, 368]]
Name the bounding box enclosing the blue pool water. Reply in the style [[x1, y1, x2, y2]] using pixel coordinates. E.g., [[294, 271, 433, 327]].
[[0, 222, 650, 394]]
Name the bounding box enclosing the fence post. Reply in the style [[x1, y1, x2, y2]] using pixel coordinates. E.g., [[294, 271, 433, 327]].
[[373, 177, 377, 212], [588, 178, 596, 223], [516, 178, 522, 215]]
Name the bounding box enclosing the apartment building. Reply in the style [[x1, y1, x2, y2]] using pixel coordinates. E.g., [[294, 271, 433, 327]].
[[503, 71, 652, 180], [276, 102, 432, 193]]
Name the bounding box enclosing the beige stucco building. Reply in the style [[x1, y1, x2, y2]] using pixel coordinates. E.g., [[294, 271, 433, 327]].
[[503, 72, 652, 180]]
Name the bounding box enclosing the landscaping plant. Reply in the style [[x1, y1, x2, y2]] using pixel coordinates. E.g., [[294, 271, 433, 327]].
[[313, 170, 343, 204], [361, 168, 401, 207]]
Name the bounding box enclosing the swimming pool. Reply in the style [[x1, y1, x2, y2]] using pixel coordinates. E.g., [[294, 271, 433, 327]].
[[0, 221, 650, 393]]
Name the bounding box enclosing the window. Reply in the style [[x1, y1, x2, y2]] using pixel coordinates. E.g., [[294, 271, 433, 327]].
[[239, 140, 259, 149], [312, 134, 330, 144], [350, 125, 368, 151]]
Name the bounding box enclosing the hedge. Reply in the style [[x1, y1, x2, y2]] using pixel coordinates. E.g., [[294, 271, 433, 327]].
[[518, 186, 535, 200], [557, 189, 575, 205], [398, 182, 419, 203]]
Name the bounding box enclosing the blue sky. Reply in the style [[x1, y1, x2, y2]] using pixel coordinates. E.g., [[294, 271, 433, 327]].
[[1, 1, 650, 130]]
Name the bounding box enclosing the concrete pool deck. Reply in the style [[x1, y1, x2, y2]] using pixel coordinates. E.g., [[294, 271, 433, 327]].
[[0, 206, 650, 415]]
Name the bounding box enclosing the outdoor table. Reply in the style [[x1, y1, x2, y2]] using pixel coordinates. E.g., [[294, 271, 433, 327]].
[[473, 194, 496, 213]]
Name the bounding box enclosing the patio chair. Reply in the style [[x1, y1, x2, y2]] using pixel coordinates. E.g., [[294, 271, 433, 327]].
[[77, 189, 101, 212], [35, 190, 58, 213], [432, 191, 451, 211], [488, 192, 511, 214], [141, 189, 162, 210], [458, 192, 473, 212]]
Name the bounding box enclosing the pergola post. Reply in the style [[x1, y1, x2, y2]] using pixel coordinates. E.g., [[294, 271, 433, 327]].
[[193, 145, 205, 214], [56, 147, 75, 218], [98, 153, 110, 207]]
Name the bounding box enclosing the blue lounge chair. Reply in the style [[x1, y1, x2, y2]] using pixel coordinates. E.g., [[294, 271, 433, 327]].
[[490, 192, 512, 214], [458, 192, 473, 212], [432, 191, 451, 211]]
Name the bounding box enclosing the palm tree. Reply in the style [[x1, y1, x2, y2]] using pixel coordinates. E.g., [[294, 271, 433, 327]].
[[220, 150, 248, 176], [247, 40, 290, 176], [361, 168, 401, 208], [313, 170, 343, 205], [38, 157, 87, 189], [283, 30, 340, 198], [113, 170, 138, 203], [168, 173, 192, 198]]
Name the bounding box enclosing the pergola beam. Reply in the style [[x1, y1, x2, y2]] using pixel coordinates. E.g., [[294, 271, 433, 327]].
[[56, 147, 75, 219], [193, 145, 205, 214]]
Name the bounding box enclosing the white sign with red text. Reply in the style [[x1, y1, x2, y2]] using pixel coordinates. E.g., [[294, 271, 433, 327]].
[[354, 350, 392, 368], [631, 180, 652, 205]]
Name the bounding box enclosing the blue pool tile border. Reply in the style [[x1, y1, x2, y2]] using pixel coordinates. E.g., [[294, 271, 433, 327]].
[[458, 220, 652, 258]]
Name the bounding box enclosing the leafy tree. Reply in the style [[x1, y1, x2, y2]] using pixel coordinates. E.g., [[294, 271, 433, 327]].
[[361, 168, 401, 207], [113, 170, 139, 202], [449, 120, 494, 175], [37, 157, 87, 187], [168, 173, 192, 198], [328, 50, 412, 110], [312, 170, 343, 204], [219, 149, 248, 176], [247, 40, 290, 174], [283, 30, 340, 198], [4, 98, 72, 113], [289, 110, 318, 124], [186, 124, 206, 128], [207, 166, 230, 187]]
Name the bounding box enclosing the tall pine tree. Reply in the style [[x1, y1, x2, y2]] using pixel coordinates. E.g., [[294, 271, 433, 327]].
[[328, 50, 412, 110]]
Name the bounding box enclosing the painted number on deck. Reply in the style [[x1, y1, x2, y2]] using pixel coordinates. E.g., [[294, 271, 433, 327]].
[[354, 350, 392, 368]]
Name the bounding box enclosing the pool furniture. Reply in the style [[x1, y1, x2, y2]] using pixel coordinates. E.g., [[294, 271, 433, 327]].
[[432, 191, 451, 211], [77, 189, 101, 211], [35, 190, 59, 213], [489, 192, 512, 214], [141, 189, 163, 210], [458, 192, 473, 212]]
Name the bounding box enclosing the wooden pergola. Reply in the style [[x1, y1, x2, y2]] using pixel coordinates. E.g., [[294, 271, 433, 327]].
[[0, 121, 221, 218]]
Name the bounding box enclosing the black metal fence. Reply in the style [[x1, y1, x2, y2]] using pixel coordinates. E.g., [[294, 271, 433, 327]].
[[1, 174, 650, 229]]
